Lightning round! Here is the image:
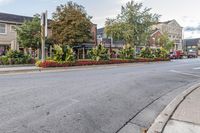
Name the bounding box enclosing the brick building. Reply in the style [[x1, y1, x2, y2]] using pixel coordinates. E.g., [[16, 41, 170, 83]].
[[148, 29, 162, 48], [152, 19, 183, 50]]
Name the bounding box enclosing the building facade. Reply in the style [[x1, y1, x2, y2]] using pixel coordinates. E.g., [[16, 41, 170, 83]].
[[97, 28, 124, 49], [0, 12, 33, 55], [148, 29, 162, 48], [183, 38, 200, 55], [152, 19, 183, 50], [0, 12, 97, 58]]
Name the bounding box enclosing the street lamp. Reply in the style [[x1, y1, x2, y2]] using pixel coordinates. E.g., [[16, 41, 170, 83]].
[[41, 11, 48, 62]]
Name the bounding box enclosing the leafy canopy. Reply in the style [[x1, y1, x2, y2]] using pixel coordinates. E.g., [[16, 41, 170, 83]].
[[51, 1, 92, 45], [156, 33, 175, 51], [16, 14, 41, 49], [105, 0, 160, 46]]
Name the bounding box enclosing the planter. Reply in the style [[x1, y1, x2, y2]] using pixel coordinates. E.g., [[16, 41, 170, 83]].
[[36, 58, 170, 68]]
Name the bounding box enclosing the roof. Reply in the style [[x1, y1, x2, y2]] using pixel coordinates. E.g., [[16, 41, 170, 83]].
[[0, 12, 33, 24], [157, 19, 183, 28], [157, 20, 173, 24], [183, 38, 200, 46], [150, 28, 162, 37]]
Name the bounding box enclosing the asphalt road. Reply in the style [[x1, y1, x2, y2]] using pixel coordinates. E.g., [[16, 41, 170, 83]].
[[1, 58, 200, 133]]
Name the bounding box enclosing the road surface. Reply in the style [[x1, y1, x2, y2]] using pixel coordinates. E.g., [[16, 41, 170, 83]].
[[0, 58, 200, 133]]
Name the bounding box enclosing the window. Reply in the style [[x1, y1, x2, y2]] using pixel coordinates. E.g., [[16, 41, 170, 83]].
[[0, 23, 6, 34], [10, 25, 16, 32]]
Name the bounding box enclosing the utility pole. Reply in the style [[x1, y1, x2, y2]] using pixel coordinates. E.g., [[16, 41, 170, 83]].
[[41, 11, 48, 62]]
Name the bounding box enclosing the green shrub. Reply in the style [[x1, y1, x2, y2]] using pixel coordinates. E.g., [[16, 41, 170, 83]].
[[65, 46, 75, 62], [89, 44, 109, 61], [140, 47, 168, 59], [119, 44, 135, 59], [53, 45, 64, 62], [6, 50, 24, 59], [53, 45, 75, 62], [156, 48, 168, 58], [0, 56, 9, 65], [140, 47, 156, 58], [0, 50, 33, 65]]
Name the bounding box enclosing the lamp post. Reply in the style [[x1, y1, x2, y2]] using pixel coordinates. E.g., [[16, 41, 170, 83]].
[[41, 11, 48, 62]]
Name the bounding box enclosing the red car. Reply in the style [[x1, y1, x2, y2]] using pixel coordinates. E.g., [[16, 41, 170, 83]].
[[170, 50, 184, 59]]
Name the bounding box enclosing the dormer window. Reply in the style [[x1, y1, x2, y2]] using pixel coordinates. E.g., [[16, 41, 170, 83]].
[[0, 23, 6, 34]]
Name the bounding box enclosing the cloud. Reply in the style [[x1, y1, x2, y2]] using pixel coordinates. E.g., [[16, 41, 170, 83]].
[[184, 25, 200, 32], [0, 0, 13, 5]]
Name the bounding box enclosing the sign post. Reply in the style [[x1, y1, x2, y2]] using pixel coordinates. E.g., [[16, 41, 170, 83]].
[[41, 11, 48, 62]]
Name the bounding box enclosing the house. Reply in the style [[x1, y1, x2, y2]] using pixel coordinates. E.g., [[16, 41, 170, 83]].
[[97, 28, 124, 49], [0, 12, 97, 58], [152, 19, 183, 50], [97, 19, 183, 51], [183, 38, 200, 55], [148, 28, 163, 48], [0, 12, 34, 55]]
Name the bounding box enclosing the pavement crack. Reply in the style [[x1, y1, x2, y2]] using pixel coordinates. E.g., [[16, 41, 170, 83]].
[[129, 122, 144, 128], [170, 118, 200, 126]]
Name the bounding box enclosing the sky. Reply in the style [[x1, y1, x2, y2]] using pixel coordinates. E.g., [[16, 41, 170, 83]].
[[0, 0, 200, 39]]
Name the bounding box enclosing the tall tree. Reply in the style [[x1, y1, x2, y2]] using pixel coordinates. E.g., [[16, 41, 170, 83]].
[[51, 1, 92, 45], [16, 14, 41, 49], [105, 0, 160, 46]]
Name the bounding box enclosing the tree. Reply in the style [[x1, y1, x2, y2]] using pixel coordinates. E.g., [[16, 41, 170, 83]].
[[105, 0, 160, 46], [16, 14, 41, 49], [156, 33, 175, 51], [51, 1, 92, 45]]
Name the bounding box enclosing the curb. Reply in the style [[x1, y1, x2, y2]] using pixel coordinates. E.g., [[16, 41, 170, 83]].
[[0, 64, 34, 68], [0, 61, 170, 75], [147, 83, 200, 133], [0, 68, 41, 74], [0, 63, 143, 75]]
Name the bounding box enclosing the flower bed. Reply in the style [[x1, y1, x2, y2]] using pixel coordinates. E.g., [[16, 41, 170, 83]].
[[36, 58, 170, 68]]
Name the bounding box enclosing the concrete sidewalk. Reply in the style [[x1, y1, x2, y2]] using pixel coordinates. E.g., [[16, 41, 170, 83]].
[[148, 85, 200, 133], [0, 66, 40, 74], [163, 87, 200, 133]]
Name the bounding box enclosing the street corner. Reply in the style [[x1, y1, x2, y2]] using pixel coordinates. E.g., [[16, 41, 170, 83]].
[[147, 84, 200, 133]]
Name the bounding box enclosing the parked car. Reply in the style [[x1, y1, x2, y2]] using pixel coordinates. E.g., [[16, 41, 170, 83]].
[[187, 49, 198, 58], [170, 50, 184, 59]]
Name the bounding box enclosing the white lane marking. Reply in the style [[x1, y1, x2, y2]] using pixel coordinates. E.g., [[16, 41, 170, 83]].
[[193, 67, 200, 70], [170, 70, 200, 78]]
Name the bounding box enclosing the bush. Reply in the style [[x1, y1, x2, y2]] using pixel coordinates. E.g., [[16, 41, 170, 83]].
[[0, 56, 9, 65], [89, 44, 109, 61], [140, 47, 169, 59], [0, 50, 34, 65], [54, 45, 64, 62], [140, 47, 155, 58], [119, 44, 135, 59], [53, 45, 75, 62], [65, 46, 75, 62], [157, 48, 168, 58]]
